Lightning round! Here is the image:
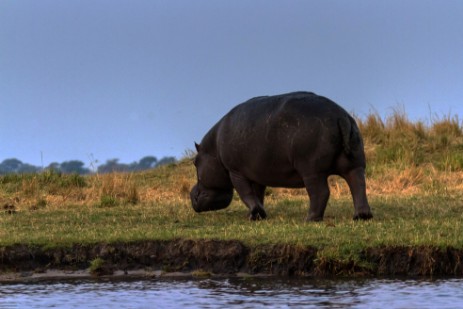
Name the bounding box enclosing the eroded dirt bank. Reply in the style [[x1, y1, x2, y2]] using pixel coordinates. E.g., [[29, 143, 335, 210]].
[[1, 240, 463, 279]]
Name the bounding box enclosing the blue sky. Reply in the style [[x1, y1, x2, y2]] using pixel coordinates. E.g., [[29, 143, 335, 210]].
[[1, 0, 463, 167]]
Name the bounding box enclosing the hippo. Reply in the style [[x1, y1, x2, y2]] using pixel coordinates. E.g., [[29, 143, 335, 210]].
[[190, 91, 373, 221]]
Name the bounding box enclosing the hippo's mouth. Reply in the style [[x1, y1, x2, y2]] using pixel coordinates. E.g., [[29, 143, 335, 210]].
[[190, 184, 201, 211]]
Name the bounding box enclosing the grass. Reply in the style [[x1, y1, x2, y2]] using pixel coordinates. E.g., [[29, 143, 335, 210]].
[[1, 111, 463, 263]]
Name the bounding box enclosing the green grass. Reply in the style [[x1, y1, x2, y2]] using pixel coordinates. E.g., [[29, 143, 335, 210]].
[[2, 192, 463, 262]]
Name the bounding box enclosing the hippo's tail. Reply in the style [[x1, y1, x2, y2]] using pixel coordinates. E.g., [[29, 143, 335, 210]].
[[338, 116, 360, 157]]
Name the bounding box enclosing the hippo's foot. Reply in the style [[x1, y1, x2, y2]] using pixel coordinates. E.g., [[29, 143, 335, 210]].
[[353, 211, 373, 221], [306, 216, 323, 222], [249, 207, 267, 221]]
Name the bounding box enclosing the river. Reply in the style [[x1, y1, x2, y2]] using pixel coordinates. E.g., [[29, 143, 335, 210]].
[[1, 277, 463, 308]]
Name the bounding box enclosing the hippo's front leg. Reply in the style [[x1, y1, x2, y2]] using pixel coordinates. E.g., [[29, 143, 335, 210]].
[[229, 172, 267, 220]]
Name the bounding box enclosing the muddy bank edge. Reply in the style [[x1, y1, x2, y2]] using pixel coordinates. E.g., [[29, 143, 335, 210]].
[[1, 239, 463, 279]]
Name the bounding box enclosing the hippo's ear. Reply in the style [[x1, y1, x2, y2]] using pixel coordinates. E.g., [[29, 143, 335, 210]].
[[194, 142, 201, 152]]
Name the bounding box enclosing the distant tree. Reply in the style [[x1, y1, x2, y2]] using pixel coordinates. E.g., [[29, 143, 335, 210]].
[[0, 158, 23, 174], [137, 156, 158, 170], [17, 163, 41, 174], [97, 159, 130, 173], [95, 156, 176, 173], [0, 158, 40, 174], [59, 160, 90, 174], [46, 162, 61, 172], [155, 156, 176, 167]]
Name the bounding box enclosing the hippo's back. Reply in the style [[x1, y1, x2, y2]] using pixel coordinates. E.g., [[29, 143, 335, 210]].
[[211, 92, 360, 187], [224, 92, 350, 130]]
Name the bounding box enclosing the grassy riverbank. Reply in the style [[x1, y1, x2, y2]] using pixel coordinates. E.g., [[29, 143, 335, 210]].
[[1, 111, 463, 276]]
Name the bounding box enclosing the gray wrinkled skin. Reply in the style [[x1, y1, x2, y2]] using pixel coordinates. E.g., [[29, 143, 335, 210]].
[[191, 91, 373, 221]]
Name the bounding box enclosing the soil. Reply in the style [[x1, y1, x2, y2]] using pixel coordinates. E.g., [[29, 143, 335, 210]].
[[1, 239, 463, 281]]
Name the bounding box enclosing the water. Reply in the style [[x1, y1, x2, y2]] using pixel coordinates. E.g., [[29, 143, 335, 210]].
[[1, 277, 463, 308]]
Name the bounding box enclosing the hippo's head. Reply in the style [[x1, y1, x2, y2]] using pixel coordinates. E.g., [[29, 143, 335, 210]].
[[190, 143, 233, 213], [190, 183, 233, 212]]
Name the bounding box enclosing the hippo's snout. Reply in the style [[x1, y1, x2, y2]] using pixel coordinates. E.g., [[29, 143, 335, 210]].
[[190, 184, 233, 213]]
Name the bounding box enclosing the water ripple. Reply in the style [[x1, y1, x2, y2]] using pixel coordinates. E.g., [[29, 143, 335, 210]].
[[1, 278, 463, 308]]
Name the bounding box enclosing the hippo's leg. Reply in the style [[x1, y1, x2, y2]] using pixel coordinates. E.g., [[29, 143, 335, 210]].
[[229, 172, 267, 220], [303, 174, 330, 222], [253, 182, 266, 206], [342, 167, 373, 220]]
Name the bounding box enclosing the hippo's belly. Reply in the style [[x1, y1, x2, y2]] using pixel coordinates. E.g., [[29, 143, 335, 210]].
[[254, 172, 305, 188], [224, 155, 307, 188]]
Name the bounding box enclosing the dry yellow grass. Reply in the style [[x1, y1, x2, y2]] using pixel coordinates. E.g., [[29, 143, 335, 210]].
[[1, 110, 462, 212], [3, 164, 460, 212]]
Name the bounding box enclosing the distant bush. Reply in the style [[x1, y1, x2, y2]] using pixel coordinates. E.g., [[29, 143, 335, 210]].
[[0, 155, 178, 175]]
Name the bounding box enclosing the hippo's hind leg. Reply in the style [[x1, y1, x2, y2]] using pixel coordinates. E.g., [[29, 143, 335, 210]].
[[303, 174, 330, 222], [229, 172, 267, 220], [342, 167, 373, 220]]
